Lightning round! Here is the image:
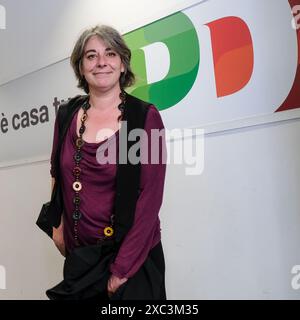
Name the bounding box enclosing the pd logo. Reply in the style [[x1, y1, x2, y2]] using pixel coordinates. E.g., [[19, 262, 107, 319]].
[[205, 17, 253, 98], [125, 11, 255, 109], [124, 0, 299, 126], [124, 12, 200, 111], [0, 4, 6, 29]]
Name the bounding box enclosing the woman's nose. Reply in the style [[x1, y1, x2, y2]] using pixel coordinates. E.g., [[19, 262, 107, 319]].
[[96, 54, 107, 66]]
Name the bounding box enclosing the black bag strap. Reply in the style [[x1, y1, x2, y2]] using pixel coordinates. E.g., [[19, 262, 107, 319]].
[[55, 95, 88, 181]]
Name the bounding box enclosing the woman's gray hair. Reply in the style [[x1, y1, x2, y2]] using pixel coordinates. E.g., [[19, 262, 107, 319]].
[[70, 25, 135, 93]]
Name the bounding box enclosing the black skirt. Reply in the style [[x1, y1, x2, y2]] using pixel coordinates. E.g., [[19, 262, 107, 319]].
[[46, 241, 166, 301]]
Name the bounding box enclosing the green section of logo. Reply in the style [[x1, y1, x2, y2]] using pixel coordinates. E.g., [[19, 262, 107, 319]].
[[124, 12, 200, 110]]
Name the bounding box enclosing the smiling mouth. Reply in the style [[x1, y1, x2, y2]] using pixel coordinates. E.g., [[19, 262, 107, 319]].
[[93, 72, 112, 75]]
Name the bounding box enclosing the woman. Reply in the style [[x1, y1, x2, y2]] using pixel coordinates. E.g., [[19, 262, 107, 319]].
[[37, 25, 167, 300]]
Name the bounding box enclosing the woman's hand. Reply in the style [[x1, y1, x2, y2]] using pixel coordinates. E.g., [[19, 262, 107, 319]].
[[52, 219, 66, 257], [107, 274, 128, 298]]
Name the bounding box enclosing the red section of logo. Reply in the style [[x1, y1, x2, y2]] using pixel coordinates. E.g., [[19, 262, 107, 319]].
[[276, 0, 300, 112], [206, 17, 254, 97]]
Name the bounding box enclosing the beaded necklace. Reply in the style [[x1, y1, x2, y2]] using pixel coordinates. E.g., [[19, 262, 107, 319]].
[[72, 91, 126, 246]]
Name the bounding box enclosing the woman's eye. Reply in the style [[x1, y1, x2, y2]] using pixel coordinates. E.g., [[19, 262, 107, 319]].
[[107, 52, 116, 57], [87, 54, 96, 59]]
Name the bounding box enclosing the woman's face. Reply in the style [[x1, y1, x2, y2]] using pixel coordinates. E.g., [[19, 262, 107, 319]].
[[81, 35, 125, 92]]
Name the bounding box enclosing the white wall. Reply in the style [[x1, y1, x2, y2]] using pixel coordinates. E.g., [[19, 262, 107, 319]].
[[0, 0, 300, 299], [163, 118, 300, 299]]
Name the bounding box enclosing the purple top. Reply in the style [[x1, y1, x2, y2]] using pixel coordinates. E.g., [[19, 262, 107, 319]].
[[50, 104, 166, 279]]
